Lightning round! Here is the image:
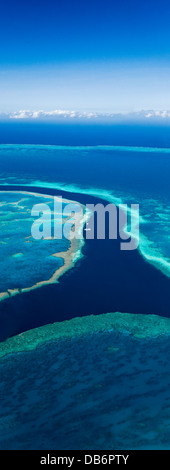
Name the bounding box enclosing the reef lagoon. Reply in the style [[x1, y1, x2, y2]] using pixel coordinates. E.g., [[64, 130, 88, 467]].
[[0, 190, 85, 302]]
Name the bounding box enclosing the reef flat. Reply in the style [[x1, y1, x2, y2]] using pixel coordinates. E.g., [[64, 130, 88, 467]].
[[1, 315, 170, 450], [1, 311, 170, 359]]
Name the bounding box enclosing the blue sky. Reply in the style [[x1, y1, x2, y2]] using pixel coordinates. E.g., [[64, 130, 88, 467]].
[[0, 0, 170, 116]]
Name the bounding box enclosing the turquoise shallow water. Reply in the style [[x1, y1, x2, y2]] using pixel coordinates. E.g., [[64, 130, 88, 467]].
[[0, 191, 70, 292]]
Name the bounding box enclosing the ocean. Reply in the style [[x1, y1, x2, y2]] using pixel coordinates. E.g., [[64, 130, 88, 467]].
[[0, 122, 169, 449]]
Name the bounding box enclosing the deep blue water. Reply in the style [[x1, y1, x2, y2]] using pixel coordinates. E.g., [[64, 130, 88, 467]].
[[1, 121, 170, 147]]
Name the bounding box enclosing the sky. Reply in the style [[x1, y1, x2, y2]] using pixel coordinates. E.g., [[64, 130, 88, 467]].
[[0, 0, 170, 118]]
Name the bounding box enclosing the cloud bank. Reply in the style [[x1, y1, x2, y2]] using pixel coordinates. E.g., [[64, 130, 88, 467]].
[[8, 109, 99, 120], [145, 110, 170, 119], [1, 109, 170, 121]]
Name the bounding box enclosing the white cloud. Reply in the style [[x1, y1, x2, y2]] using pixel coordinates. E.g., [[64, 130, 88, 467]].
[[8, 109, 99, 120], [145, 110, 170, 119], [1, 109, 170, 121]]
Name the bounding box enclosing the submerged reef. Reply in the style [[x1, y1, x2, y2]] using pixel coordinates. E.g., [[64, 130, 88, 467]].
[[1, 311, 170, 359]]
